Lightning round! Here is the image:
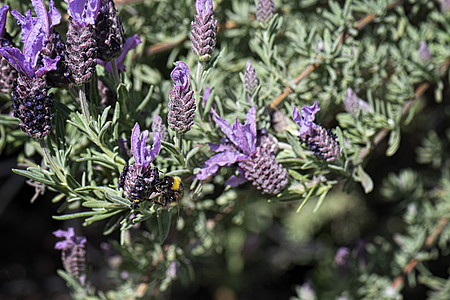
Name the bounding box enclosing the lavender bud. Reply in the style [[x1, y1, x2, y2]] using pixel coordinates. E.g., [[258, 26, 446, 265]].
[[95, 0, 125, 61], [191, 0, 218, 61], [12, 76, 54, 139], [244, 61, 258, 95], [53, 228, 87, 283], [418, 41, 431, 61], [152, 115, 169, 141], [293, 102, 341, 162], [168, 62, 196, 133], [256, 0, 275, 23], [65, 21, 98, 84]]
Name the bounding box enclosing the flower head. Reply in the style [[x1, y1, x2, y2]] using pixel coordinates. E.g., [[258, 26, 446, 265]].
[[244, 60, 258, 95], [170, 61, 190, 93], [191, 0, 218, 61], [344, 88, 372, 115], [98, 34, 141, 72], [131, 123, 161, 169], [293, 102, 341, 162], [197, 106, 288, 194], [53, 227, 87, 283], [65, 0, 101, 27], [0, 0, 61, 78], [257, 0, 275, 23]]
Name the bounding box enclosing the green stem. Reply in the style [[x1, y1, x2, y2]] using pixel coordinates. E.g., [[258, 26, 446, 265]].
[[79, 85, 90, 123], [195, 60, 204, 106], [39, 138, 65, 182], [110, 59, 120, 86]]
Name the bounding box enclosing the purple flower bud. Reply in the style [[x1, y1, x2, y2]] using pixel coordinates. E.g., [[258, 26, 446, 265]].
[[244, 61, 258, 95], [418, 41, 431, 61], [95, 0, 125, 61], [293, 101, 341, 162], [191, 0, 218, 61], [256, 0, 275, 23], [197, 106, 288, 194], [168, 61, 196, 133], [166, 261, 178, 279], [53, 227, 87, 283], [0, 5, 17, 94], [202, 86, 212, 108]]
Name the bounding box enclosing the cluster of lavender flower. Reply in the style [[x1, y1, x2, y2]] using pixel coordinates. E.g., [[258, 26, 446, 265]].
[[0, 0, 140, 138]]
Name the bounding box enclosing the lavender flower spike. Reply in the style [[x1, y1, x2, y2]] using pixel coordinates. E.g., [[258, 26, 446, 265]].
[[191, 0, 218, 61], [120, 123, 161, 209], [293, 101, 341, 162], [197, 106, 288, 194], [168, 61, 196, 133], [418, 41, 431, 61], [53, 227, 87, 284], [0, 2, 60, 138], [257, 0, 275, 23], [244, 60, 258, 95], [65, 0, 101, 84]]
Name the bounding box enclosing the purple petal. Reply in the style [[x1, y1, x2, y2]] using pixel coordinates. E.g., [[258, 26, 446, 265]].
[[11, 9, 39, 46], [204, 151, 248, 167], [209, 142, 235, 153], [142, 132, 161, 168], [196, 164, 219, 180], [197, 150, 249, 180], [225, 173, 247, 187], [211, 108, 234, 141], [65, 0, 100, 27], [196, 0, 213, 17], [292, 106, 302, 126], [0, 46, 32, 77], [301, 101, 320, 124], [131, 123, 142, 165], [99, 34, 141, 72], [0, 5, 9, 37], [202, 86, 212, 108], [31, 0, 61, 37], [231, 121, 251, 155], [243, 106, 257, 153], [35, 55, 59, 77], [54, 240, 72, 249], [170, 61, 190, 92]]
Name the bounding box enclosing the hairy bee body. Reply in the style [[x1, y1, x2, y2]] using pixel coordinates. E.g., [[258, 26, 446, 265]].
[[153, 176, 184, 208]]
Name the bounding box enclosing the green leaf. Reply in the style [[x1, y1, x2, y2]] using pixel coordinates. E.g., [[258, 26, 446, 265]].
[[53, 211, 99, 220], [386, 128, 401, 156], [355, 165, 374, 194], [157, 209, 172, 244], [84, 209, 123, 225]]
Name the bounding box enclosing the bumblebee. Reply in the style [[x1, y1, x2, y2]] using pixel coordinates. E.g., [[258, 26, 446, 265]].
[[153, 176, 184, 208]]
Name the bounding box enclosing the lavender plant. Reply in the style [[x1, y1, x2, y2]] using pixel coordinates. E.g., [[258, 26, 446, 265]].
[[0, 0, 449, 299]]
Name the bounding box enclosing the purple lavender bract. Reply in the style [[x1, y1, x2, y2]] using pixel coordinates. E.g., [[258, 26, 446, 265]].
[[0, 5, 17, 93], [191, 0, 218, 61], [293, 101, 341, 162], [197, 106, 288, 194], [168, 61, 196, 133]]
